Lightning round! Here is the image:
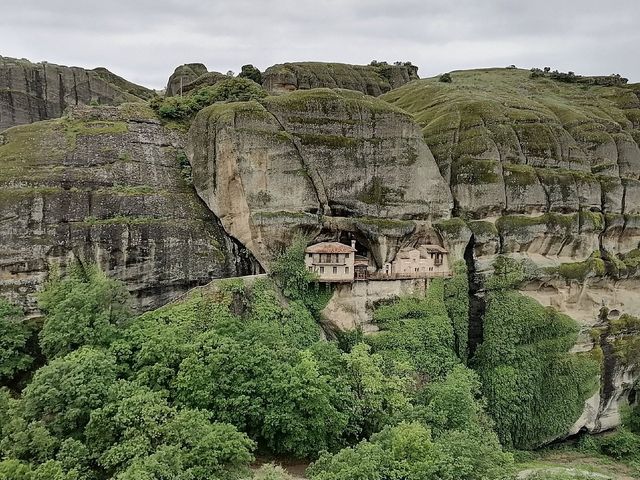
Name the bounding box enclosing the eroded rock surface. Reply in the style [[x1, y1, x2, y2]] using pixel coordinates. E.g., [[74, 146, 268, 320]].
[[262, 62, 419, 96], [188, 88, 452, 266], [0, 103, 254, 312], [0, 55, 152, 131]]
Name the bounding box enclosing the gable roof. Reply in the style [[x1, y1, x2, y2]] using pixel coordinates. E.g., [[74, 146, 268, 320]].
[[421, 244, 448, 253], [305, 242, 356, 254]]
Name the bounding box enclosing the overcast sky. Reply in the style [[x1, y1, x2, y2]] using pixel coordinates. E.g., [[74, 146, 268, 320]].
[[1, 0, 638, 89]]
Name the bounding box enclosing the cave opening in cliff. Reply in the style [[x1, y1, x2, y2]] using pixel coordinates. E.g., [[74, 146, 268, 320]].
[[337, 232, 369, 258]]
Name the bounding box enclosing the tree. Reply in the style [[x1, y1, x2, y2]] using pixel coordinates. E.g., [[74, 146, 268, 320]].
[[308, 422, 514, 480], [341, 343, 411, 440], [367, 280, 459, 380], [270, 236, 318, 301], [175, 334, 348, 457], [38, 264, 131, 359], [411, 365, 490, 437], [444, 262, 469, 362], [86, 381, 254, 479], [22, 347, 118, 437], [238, 64, 262, 84], [0, 300, 34, 384]]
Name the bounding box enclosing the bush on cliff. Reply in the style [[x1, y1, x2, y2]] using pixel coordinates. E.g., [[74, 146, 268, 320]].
[[152, 77, 266, 120]]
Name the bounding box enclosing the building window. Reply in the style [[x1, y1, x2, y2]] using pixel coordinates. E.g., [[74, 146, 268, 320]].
[[320, 267, 325, 274], [345, 267, 349, 274], [345, 253, 350, 259], [307, 253, 312, 258], [333, 266, 337, 274], [429, 267, 433, 271]]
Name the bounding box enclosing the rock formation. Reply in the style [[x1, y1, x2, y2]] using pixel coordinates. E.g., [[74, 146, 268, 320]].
[[262, 62, 419, 96], [1, 57, 639, 441], [165, 63, 229, 97], [0, 55, 152, 131], [382, 68, 640, 434], [187, 88, 452, 267], [0, 103, 255, 312]]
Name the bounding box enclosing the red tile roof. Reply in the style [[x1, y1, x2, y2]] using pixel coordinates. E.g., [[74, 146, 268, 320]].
[[305, 242, 357, 254]]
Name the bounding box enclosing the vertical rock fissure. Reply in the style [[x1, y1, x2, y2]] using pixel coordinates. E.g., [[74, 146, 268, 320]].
[[465, 234, 485, 356], [598, 328, 618, 423], [263, 106, 330, 215]]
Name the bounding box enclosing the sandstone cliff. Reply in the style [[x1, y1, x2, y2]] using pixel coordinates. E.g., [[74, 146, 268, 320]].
[[187, 88, 452, 268], [262, 62, 419, 96], [0, 56, 152, 131], [0, 103, 255, 312]]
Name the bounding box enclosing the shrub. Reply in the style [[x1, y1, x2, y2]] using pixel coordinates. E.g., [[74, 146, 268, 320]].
[[152, 77, 266, 120], [439, 73, 452, 83]]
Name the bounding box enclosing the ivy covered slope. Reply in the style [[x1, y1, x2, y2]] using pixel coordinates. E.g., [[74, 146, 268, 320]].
[[187, 88, 453, 267], [382, 68, 640, 262], [0, 55, 153, 131], [0, 103, 253, 312]]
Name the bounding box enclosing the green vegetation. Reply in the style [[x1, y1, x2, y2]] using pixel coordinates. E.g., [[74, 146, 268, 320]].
[[368, 279, 459, 379], [474, 257, 600, 449], [38, 264, 131, 359], [151, 77, 267, 120], [1, 236, 633, 478], [0, 301, 35, 386], [496, 213, 576, 237], [546, 253, 606, 282], [0, 248, 526, 479], [444, 261, 470, 362]]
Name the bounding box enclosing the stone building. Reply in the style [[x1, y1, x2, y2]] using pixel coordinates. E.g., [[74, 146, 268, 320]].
[[305, 241, 357, 282], [390, 244, 449, 277]]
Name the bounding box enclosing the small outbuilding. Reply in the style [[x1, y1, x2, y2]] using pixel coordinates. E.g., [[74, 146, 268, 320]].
[[390, 244, 449, 277]]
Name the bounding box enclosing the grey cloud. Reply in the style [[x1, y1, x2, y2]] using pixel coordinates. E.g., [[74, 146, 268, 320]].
[[1, 0, 637, 89]]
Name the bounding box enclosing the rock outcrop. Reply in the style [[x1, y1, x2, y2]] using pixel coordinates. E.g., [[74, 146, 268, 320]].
[[383, 68, 640, 435], [0, 103, 255, 312], [262, 62, 419, 96], [165, 63, 228, 97], [187, 88, 452, 267], [0, 56, 152, 131]]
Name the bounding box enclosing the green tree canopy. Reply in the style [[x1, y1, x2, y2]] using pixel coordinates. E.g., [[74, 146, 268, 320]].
[[0, 300, 34, 385], [38, 264, 131, 359]]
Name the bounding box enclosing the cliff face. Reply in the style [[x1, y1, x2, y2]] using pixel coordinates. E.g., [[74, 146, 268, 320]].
[[382, 68, 640, 434], [0, 103, 254, 312], [0, 56, 152, 131], [187, 88, 452, 268], [262, 62, 419, 96]]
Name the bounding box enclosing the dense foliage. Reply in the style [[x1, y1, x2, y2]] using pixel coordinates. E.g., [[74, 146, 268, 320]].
[[0, 301, 35, 385], [151, 77, 267, 120], [444, 261, 469, 362], [2, 247, 621, 478], [474, 263, 600, 448]]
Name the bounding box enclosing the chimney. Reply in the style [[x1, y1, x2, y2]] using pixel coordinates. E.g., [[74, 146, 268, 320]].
[[351, 239, 356, 250]]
